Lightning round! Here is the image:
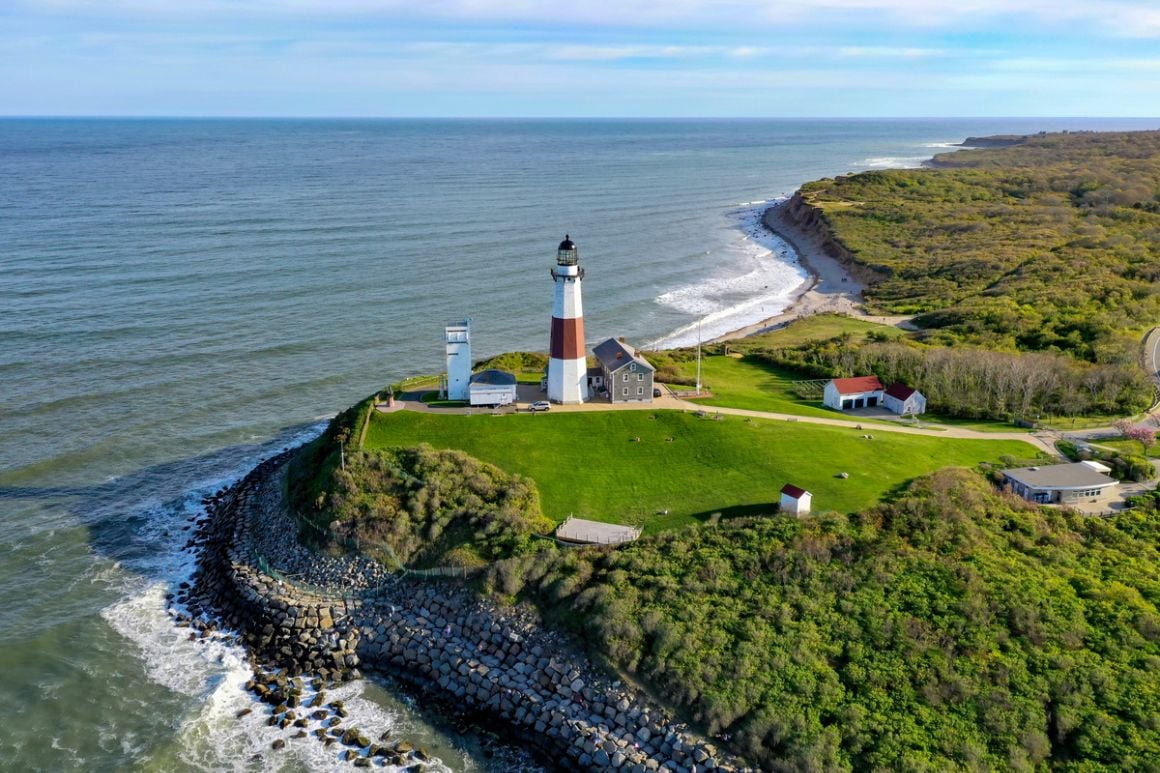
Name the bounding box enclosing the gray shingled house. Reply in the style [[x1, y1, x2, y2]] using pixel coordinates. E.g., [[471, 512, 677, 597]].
[[593, 337, 655, 403]]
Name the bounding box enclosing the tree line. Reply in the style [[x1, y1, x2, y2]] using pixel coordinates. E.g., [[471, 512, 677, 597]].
[[751, 336, 1150, 421]]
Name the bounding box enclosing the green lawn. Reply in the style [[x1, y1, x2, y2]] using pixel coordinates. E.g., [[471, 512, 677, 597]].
[[673, 354, 911, 426], [365, 409, 1040, 532], [418, 391, 467, 408], [727, 313, 908, 350], [673, 355, 840, 418], [1090, 437, 1160, 458], [906, 415, 1032, 433], [672, 353, 1033, 434]]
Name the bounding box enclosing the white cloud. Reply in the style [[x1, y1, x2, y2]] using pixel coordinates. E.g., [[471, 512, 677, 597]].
[[837, 46, 944, 58], [14, 0, 1160, 37]]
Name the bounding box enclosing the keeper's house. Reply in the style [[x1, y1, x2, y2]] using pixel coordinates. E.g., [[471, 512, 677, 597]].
[[1001, 461, 1118, 506], [593, 338, 655, 403], [468, 369, 517, 407], [824, 376, 926, 416]]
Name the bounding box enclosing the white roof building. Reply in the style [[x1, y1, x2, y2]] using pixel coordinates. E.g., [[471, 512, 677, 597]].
[[1002, 462, 1118, 506]]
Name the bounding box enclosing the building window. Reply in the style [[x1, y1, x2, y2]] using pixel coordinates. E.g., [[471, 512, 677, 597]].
[[630, 363, 636, 372], [622, 387, 629, 396], [637, 386, 643, 395], [623, 373, 629, 382], [637, 373, 644, 381]]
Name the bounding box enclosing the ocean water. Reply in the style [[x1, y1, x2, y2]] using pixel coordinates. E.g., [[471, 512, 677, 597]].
[[1, 116, 1155, 771]]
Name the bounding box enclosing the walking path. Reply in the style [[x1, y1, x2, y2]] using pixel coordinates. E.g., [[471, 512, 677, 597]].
[[380, 389, 1060, 456]]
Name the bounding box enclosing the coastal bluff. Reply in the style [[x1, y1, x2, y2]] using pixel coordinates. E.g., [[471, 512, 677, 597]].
[[186, 451, 748, 772], [769, 191, 885, 288]]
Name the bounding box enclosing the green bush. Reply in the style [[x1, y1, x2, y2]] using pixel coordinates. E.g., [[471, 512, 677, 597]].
[[313, 444, 551, 567], [487, 469, 1160, 770]]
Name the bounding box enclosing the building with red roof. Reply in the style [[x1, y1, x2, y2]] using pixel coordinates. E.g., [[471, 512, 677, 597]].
[[883, 383, 927, 415], [779, 483, 812, 516], [823, 376, 926, 415]]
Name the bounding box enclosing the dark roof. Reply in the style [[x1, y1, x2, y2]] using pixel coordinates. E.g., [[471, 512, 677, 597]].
[[780, 483, 809, 499], [593, 337, 655, 373], [1002, 462, 1117, 490], [587, 366, 604, 377], [470, 369, 517, 386], [558, 234, 576, 252], [885, 383, 918, 400], [830, 376, 884, 394]]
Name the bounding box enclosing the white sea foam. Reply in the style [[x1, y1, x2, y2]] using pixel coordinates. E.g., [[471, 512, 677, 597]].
[[96, 423, 452, 771], [649, 199, 808, 349], [921, 142, 958, 148], [858, 155, 930, 169]]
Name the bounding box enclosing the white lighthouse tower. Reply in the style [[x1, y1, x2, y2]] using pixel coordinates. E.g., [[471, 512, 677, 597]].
[[444, 319, 471, 401], [547, 235, 590, 404]]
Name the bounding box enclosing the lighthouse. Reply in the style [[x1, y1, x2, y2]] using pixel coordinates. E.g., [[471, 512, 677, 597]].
[[547, 234, 590, 404]]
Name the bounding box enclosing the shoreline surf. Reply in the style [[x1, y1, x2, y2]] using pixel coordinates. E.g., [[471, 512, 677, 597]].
[[698, 152, 950, 346]]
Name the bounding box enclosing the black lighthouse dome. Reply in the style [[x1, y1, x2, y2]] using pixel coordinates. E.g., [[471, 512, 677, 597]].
[[556, 234, 579, 265]]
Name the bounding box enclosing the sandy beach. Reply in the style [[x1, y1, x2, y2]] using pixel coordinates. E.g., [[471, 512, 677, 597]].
[[714, 198, 914, 342]]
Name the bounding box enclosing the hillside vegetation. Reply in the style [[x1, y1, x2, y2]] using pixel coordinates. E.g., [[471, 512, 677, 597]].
[[797, 130, 1160, 361], [487, 469, 1160, 771], [288, 419, 551, 568]]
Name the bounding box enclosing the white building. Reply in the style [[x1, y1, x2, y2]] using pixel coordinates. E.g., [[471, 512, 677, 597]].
[[1001, 462, 1118, 506], [444, 320, 472, 401], [823, 376, 884, 411], [882, 383, 927, 416], [823, 376, 926, 416], [546, 235, 590, 405], [468, 369, 518, 407], [780, 484, 812, 516]]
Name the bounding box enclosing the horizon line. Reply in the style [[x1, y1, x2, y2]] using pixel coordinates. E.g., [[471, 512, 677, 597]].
[[2, 114, 1159, 121]]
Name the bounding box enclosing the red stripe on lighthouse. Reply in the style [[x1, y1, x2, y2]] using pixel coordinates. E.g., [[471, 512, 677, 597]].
[[550, 316, 586, 360]]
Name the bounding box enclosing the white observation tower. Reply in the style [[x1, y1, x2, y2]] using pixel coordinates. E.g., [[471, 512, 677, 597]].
[[547, 235, 589, 404], [444, 319, 471, 401]]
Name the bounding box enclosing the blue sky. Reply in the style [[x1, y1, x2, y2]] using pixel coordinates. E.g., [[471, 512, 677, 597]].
[[2, 1, 1159, 117]]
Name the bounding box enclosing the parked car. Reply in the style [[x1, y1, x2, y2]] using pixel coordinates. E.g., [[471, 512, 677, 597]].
[[653, 387, 663, 398], [529, 401, 551, 412]]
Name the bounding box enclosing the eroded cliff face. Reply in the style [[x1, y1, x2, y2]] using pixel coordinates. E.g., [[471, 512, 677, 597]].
[[774, 192, 888, 287]]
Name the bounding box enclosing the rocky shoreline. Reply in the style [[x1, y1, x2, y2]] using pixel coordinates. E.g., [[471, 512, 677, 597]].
[[179, 450, 750, 772]]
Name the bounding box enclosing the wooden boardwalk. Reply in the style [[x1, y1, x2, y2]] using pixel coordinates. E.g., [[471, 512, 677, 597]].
[[555, 517, 641, 545]]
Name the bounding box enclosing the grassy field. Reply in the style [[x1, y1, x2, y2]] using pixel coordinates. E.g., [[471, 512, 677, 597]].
[[365, 409, 1040, 532], [672, 349, 1035, 434], [673, 355, 841, 418], [1090, 437, 1160, 458], [725, 313, 908, 350]]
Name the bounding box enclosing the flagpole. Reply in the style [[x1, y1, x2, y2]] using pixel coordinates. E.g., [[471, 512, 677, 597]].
[[696, 317, 703, 395]]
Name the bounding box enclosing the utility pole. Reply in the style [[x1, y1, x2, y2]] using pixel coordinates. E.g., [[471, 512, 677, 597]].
[[695, 317, 703, 395]]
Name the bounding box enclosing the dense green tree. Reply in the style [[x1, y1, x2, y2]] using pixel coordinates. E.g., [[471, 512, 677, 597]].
[[488, 470, 1160, 770], [794, 131, 1160, 362]]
